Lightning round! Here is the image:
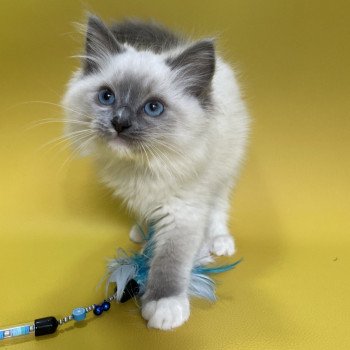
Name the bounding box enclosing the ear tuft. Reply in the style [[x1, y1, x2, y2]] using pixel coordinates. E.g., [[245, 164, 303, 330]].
[[84, 15, 124, 73], [167, 39, 216, 100]]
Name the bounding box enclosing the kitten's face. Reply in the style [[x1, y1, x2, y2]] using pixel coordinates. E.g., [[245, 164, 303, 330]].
[[63, 16, 215, 163]]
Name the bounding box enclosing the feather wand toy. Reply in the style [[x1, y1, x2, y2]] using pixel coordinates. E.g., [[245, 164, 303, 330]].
[[0, 226, 240, 341]]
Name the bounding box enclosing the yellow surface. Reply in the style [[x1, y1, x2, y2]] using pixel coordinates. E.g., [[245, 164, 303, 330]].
[[0, 1, 349, 349]]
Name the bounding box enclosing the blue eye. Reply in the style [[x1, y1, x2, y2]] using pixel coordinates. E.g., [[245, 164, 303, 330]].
[[144, 101, 164, 117], [98, 88, 115, 105]]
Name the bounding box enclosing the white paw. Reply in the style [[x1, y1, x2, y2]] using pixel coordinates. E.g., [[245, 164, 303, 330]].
[[129, 225, 144, 243], [210, 234, 235, 256], [142, 295, 190, 330]]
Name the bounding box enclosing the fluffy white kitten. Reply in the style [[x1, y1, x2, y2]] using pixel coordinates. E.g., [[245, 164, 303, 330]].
[[63, 15, 249, 330]]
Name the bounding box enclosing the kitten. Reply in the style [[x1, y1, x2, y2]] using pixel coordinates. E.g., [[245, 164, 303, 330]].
[[63, 15, 249, 330]]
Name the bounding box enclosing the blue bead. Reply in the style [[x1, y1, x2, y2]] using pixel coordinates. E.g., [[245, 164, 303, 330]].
[[102, 301, 111, 311], [11, 326, 30, 337], [93, 305, 103, 316], [72, 307, 86, 321]]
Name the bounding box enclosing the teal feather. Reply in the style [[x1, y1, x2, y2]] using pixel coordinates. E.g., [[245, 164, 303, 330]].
[[107, 226, 241, 302]]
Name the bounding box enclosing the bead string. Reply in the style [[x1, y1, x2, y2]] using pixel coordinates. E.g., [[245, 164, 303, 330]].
[[0, 294, 118, 340], [58, 294, 116, 326]]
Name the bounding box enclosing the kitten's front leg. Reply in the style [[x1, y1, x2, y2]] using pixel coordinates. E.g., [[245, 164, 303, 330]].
[[207, 208, 235, 256], [141, 209, 203, 330], [207, 192, 235, 256], [142, 294, 190, 330]]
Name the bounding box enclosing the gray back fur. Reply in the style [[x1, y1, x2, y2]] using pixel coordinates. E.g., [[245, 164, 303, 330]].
[[110, 19, 184, 53]]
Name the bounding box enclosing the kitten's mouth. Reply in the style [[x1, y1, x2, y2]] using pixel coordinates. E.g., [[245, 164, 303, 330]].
[[104, 131, 140, 152], [108, 132, 131, 145], [95, 127, 128, 143], [110, 132, 133, 144], [94, 126, 140, 154]]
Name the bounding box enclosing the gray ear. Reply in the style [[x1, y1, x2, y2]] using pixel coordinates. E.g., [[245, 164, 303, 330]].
[[84, 15, 124, 73], [167, 39, 215, 99]]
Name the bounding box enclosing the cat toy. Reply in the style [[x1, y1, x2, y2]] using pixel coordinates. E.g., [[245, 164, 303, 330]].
[[0, 227, 240, 341]]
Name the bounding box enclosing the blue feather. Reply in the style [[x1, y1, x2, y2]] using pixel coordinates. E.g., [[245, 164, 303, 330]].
[[106, 226, 241, 301]]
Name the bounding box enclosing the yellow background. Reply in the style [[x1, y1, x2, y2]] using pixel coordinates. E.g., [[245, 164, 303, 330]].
[[0, 1, 349, 349]]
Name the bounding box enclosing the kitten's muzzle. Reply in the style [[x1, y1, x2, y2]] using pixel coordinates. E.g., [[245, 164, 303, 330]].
[[112, 106, 132, 133]]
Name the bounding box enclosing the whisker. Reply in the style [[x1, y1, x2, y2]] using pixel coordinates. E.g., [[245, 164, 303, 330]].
[[146, 143, 176, 181], [53, 132, 95, 155], [30, 118, 91, 128], [143, 143, 162, 180], [11, 100, 93, 120], [37, 129, 94, 153], [57, 135, 96, 174], [152, 144, 188, 181], [150, 138, 187, 158], [138, 141, 152, 171], [146, 138, 196, 177]]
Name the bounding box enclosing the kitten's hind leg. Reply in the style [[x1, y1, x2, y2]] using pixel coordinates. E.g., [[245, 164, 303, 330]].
[[129, 224, 145, 243], [207, 194, 235, 256]]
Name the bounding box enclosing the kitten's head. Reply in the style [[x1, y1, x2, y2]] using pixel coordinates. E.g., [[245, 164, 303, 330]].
[[63, 15, 216, 169]]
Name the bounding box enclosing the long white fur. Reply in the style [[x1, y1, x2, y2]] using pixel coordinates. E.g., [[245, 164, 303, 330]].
[[63, 38, 249, 330]]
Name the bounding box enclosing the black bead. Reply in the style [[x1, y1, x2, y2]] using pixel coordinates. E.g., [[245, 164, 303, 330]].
[[120, 279, 140, 303], [34, 316, 59, 337]]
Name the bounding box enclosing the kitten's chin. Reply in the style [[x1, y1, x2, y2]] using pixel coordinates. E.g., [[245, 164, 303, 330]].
[[105, 134, 136, 159]]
